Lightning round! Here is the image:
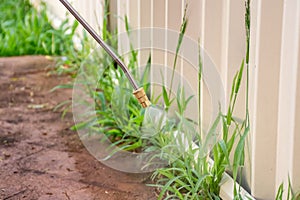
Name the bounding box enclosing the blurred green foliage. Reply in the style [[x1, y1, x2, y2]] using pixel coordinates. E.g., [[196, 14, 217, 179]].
[[0, 0, 78, 56]]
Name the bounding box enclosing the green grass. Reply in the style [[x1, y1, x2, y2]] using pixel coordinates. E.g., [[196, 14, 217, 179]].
[[0, 0, 77, 56], [147, 1, 250, 199], [149, 59, 248, 200], [56, 5, 248, 199]]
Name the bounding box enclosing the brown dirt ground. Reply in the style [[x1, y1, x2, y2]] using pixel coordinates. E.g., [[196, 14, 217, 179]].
[[0, 56, 156, 200]]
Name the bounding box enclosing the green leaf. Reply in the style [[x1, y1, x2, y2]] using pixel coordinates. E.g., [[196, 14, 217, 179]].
[[123, 139, 142, 151], [275, 183, 283, 200], [203, 112, 221, 151], [162, 86, 170, 107], [124, 15, 130, 33], [50, 84, 73, 92], [235, 59, 244, 94], [233, 127, 249, 180], [218, 140, 231, 166], [140, 54, 151, 86]]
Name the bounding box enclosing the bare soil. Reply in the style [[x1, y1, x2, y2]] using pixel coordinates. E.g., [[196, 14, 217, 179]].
[[0, 56, 156, 200]]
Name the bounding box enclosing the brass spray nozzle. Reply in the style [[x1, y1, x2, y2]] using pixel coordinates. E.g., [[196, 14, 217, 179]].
[[133, 88, 151, 108]]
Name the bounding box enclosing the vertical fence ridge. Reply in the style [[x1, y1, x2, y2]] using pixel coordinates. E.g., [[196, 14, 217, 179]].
[[276, 1, 300, 198]]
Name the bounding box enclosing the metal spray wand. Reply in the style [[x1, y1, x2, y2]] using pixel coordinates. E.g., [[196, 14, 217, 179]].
[[59, 0, 151, 108]]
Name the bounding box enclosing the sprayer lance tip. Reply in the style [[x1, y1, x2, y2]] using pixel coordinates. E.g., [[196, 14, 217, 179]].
[[133, 88, 151, 108]]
